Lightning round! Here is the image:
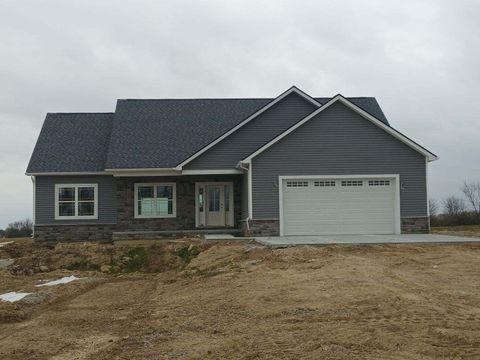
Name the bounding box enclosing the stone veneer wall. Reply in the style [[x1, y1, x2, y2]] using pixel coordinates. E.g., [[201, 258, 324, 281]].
[[242, 219, 280, 237], [116, 175, 242, 232], [401, 217, 430, 234], [243, 217, 430, 237], [34, 224, 115, 243]]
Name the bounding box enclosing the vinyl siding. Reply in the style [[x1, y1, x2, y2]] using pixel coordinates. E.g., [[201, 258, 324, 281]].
[[252, 102, 427, 219], [184, 93, 317, 170], [35, 175, 117, 225]]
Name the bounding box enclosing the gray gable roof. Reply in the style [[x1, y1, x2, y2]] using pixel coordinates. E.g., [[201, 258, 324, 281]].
[[27, 95, 389, 173], [26, 113, 113, 173]]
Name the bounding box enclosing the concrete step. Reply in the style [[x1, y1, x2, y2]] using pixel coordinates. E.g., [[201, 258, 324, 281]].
[[112, 228, 243, 241]]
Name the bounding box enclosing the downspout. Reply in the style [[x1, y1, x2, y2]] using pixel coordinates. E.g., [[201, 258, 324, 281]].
[[238, 162, 250, 231], [30, 176, 35, 239]]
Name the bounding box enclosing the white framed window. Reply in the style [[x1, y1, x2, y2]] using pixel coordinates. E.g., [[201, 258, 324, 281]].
[[134, 183, 176, 218], [55, 184, 98, 220]]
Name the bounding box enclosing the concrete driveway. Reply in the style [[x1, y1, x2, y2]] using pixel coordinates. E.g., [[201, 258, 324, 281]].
[[256, 234, 480, 246]]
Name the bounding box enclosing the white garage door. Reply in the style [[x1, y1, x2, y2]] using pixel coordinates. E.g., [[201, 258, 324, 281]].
[[281, 177, 397, 235]]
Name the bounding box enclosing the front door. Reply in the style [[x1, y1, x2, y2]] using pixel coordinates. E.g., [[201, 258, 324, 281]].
[[196, 182, 234, 227], [205, 185, 225, 226]]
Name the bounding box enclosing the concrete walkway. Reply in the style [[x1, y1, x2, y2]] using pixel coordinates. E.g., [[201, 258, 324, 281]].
[[256, 234, 480, 247]]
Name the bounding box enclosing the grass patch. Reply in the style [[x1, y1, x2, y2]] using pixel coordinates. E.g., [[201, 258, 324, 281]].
[[174, 245, 200, 264], [65, 259, 101, 271]]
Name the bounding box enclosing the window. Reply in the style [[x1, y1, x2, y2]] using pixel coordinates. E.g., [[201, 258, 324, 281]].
[[55, 184, 98, 220], [198, 187, 204, 212], [286, 181, 309, 187], [314, 180, 336, 187], [341, 180, 363, 187], [135, 183, 176, 218], [208, 187, 221, 212], [368, 180, 390, 186]]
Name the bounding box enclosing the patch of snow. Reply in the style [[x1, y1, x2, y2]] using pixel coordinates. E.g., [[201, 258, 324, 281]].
[[0, 292, 31, 302], [36, 275, 80, 287], [0, 241, 14, 248], [0, 258, 14, 269]]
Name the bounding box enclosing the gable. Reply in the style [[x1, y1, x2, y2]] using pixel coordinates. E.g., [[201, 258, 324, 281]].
[[242, 95, 437, 164], [255, 101, 427, 164], [183, 92, 318, 170]]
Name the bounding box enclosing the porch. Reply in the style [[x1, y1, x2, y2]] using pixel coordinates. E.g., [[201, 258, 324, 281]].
[[115, 174, 247, 237]]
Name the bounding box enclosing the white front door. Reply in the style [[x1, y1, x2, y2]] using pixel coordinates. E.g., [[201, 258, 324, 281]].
[[206, 185, 225, 226], [196, 182, 234, 227]]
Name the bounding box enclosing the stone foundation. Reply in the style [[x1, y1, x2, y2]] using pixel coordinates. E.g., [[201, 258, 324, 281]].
[[34, 224, 115, 243], [242, 219, 280, 237], [401, 217, 430, 234]]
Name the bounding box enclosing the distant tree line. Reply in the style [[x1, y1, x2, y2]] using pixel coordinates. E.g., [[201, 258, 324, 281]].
[[0, 219, 33, 238], [430, 180, 480, 227]]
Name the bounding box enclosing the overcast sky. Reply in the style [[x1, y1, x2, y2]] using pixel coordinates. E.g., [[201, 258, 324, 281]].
[[0, 0, 479, 228]]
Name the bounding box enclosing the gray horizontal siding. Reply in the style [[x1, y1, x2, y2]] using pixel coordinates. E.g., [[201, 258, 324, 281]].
[[185, 93, 317, 170], [35, 175, 117, 225], [252, 102, 427, 219]]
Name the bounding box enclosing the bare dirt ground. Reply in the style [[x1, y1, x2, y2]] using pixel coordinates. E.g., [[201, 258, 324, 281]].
[[1, 238, 480, 359]]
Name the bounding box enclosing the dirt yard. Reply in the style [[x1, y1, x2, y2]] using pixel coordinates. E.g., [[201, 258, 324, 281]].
[[1, 238, 480, 359]]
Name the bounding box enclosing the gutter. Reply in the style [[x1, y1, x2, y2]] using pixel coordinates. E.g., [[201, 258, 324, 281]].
[[237, 162, 251, 231]]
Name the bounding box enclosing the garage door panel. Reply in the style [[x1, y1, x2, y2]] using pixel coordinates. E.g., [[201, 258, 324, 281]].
[[282, 177, 396, 235]]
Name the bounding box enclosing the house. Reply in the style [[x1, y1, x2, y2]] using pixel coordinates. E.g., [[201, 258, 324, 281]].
[[26, 86, 438, 242]]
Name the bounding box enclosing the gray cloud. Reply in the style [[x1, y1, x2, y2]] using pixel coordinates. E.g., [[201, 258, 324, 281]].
[[1, 0, 479, 227]]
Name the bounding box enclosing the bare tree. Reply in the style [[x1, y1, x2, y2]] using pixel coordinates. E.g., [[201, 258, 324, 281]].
[[4, 218, 33, 238], [429, 199, 439, 216], [461, 180, 480, 214], [443, 196, 466, 215]]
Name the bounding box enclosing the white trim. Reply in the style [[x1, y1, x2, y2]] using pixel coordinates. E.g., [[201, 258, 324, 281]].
[[111, 169, 243, 177], [195, 182, 234, 227], [175, 86, 322, 170], [248, 162, 253, 218], [241, 95, 438, 164], [114, 170, 180, 177], [105, 168, 176, 172], [425, 157, 430, 230], [54, 184, 98, 220], [134, 182, 177, 218], [29, 169, 244, 176], [182, 169, 243, 175], [27, 171, 110, 176], [278, 174, 401, 236]]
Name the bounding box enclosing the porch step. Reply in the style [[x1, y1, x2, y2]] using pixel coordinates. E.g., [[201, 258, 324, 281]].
[[112, 228, 243, 241], [203, 234, 253, 241]]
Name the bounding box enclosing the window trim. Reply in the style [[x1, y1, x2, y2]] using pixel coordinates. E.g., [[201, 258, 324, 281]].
[[134, 182, 177, 219], [54, 184, 98, 220]]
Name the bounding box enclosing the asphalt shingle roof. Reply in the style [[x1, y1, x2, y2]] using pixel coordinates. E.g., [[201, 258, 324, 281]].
[[26, 113, 113, 173], [27, 96, 389, 173]]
